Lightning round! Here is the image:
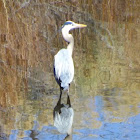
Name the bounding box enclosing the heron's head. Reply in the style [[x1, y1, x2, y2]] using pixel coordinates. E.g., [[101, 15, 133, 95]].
[[61, 21, 87, 31]]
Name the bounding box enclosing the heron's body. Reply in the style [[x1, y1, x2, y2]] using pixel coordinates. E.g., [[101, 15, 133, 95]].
[[53, 21, 87, 92], [54, 49, 74, 90]]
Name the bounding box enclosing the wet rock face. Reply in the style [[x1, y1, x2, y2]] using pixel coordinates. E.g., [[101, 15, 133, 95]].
[[0, 0, 139, 93]]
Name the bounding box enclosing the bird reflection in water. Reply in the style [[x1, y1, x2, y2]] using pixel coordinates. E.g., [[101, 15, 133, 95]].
[[53, 91, 74, 139]]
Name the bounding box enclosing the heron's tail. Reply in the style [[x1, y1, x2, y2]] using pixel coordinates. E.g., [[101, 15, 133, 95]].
[[61, 83, 69, 91]]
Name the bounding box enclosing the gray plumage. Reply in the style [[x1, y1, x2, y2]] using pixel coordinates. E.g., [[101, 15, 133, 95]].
[[54, 49, 74, 90]]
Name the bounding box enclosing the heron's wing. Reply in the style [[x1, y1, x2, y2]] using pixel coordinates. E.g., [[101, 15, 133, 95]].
[[54, 49, 74, 89]]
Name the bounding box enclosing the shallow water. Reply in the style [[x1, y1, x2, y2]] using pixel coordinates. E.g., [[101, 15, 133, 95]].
[[0, 0, 140, 140]]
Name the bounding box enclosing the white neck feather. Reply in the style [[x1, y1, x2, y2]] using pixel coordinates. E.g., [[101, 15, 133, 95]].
[[62, 28, 74, 56]]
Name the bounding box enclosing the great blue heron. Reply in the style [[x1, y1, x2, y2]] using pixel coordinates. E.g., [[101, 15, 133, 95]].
[[54, 21, 87, 94]]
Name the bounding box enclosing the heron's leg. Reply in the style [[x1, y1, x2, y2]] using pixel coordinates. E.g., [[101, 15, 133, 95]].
[[67, 88, 69, 94], [60, 88, 62, 97], [67, 84, 70, 95], [67, 91, 71, 107], [57, 88, 62, 105]]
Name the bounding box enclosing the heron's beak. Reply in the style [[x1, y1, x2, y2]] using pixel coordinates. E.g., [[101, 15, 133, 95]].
[[75, 23, 87, 28]]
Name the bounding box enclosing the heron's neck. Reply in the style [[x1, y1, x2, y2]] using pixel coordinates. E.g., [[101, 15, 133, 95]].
[[62, 29, 74, 56], [67, 35, 74, 56]]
